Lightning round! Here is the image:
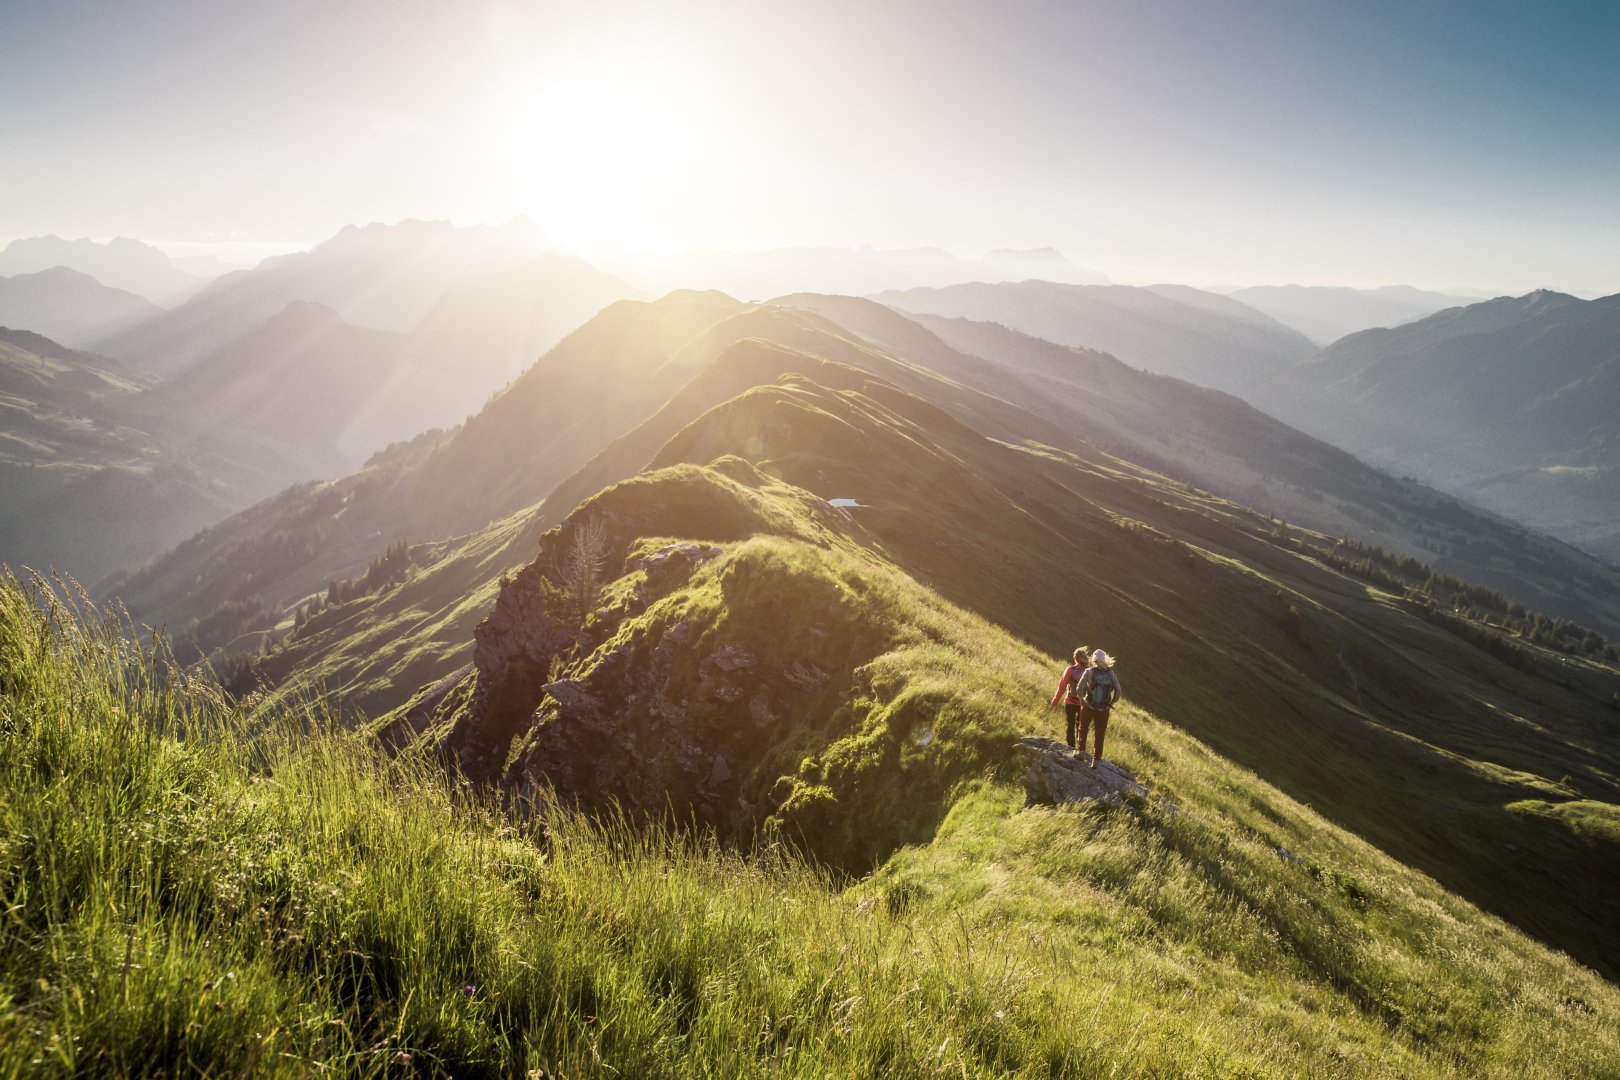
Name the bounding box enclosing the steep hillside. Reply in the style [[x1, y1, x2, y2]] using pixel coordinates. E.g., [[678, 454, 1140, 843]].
[[1257, 291, 1620, 561], [6, 550, 1619, 1074], [0, 267, 161, 348], [1229, 283, 1477, 344], [873, 279, 1316, 394], [777, 294, 1620, 636]]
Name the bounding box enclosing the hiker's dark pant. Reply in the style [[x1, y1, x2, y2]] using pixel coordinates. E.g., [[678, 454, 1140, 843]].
[[1081, 706, 1110, 760], [1065, 702, 1084, 749]]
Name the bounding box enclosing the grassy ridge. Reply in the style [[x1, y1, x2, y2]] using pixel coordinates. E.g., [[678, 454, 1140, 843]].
[[5, 568, 1620, 1076]]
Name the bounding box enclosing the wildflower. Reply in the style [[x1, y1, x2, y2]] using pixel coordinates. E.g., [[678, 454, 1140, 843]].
[[395, 1050, 412, 1064], [462, 984, 477, 995]]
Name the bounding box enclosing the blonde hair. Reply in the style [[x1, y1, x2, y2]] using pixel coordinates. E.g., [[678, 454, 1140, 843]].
[[1090, 649, 1116, 669]]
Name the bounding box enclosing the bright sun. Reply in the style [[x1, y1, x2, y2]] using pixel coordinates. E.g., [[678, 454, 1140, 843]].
[[481, 39, 706, 252]]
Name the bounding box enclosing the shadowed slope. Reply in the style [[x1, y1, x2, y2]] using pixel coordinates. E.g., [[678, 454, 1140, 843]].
[[777, 293, 1620, 636]]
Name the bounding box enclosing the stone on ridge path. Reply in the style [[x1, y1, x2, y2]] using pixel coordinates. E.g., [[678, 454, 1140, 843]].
[[1016, 735, 1150, 808]]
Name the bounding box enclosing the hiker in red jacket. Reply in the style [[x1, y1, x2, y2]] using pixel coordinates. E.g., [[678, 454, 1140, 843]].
[[1049, 647, 1090, 751]]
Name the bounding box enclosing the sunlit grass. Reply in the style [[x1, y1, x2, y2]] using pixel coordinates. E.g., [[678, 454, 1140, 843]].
[[2, 570, 1618, 1076]]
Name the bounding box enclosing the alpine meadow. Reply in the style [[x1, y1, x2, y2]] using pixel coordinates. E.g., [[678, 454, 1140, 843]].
[[3, 2, 1620, 1076]]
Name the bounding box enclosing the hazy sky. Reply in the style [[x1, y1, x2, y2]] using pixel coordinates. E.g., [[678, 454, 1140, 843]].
[[2, 0, 1616, 292]]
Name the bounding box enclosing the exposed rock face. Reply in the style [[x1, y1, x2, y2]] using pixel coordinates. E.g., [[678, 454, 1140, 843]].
[[439, 556, 574, 779], [1015, 736, 1150, 808], [434, 519, 750, 795]]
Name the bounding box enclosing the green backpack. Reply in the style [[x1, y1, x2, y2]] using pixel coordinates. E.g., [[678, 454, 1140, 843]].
[[1085, 669, 1116, 710]]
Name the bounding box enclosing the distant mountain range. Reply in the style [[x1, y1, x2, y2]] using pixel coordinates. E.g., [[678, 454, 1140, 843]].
[[92, 217, 591, 376], [615, 244, 1107, 301], [779, 294, 1620, 633], [0, 235, 214, 306], [0, 326, 246, 584], [0, 267, 161, 348], [1254, 289, 1620, 562], [872, 280, 1317, 394], [0, 223, 644, 584], [1225, 284, 1477, 345]]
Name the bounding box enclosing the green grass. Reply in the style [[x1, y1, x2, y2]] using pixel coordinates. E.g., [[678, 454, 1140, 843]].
[[5, 559, 1620, 1076]]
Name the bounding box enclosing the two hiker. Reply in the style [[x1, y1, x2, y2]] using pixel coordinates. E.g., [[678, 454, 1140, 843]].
[[1049, 647, 1121, 767]]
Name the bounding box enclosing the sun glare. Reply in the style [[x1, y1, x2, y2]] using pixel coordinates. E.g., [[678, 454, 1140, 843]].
[[482, 39, 706, 252]]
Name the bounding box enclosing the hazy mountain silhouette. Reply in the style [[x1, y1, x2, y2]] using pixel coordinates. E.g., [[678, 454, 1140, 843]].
[[619, 244, 1106, 301], [128, 301, 463, 476], [0, 327, 248, 584], [94, 218, 570, 375], [1256, 290, 1620, 560], [414, 251, 647, 386], [1227, 284, 1478, 345], [873, 280, 1315, 394], [0, 267, 161, 348], [0, 235, 212, 306], [0, 238, 643, 585]]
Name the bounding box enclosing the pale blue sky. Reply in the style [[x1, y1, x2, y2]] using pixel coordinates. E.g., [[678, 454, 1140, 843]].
[[1, 0, 1616, 292]]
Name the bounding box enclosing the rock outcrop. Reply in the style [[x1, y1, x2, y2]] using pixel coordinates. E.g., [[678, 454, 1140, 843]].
[[1015, 736, 1150, 808]]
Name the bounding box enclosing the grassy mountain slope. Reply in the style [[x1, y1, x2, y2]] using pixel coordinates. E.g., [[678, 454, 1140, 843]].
[[872, 280, 1317, 394], [8, 481, 1620, 1074], [1258, 290, 1620, 562], [776, 294, 1620, 637], [361, 351, 1620, 977], [93, 295, 1620, 971]]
